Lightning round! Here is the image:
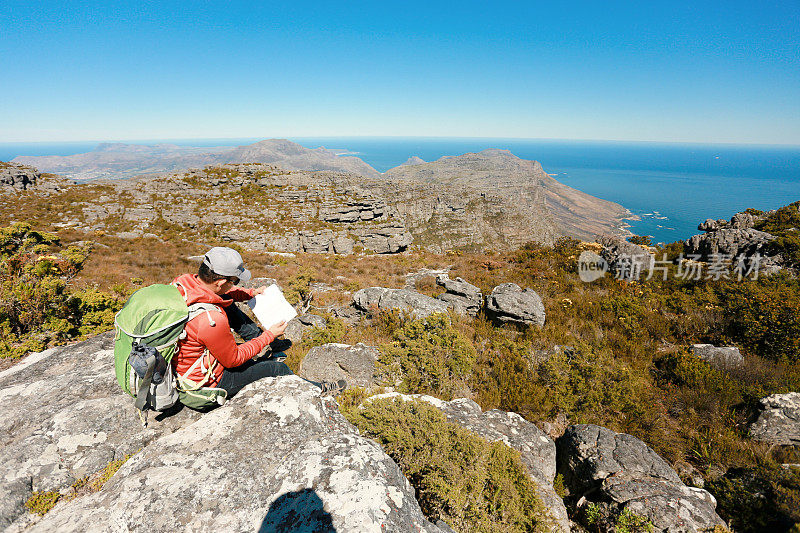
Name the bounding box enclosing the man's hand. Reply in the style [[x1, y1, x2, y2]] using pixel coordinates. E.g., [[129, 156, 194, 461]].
[[268, 320, 288, 337], [252, 286, 268, 296]]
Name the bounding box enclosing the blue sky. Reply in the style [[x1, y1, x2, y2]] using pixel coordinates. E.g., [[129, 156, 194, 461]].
[[1, 0, 798, 144]]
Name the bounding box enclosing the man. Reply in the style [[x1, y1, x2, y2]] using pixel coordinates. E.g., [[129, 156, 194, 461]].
[[172, 246, 345, 404]]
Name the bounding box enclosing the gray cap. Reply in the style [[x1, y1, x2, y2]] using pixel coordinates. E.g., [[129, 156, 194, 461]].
[[203, 247, 252, 283]]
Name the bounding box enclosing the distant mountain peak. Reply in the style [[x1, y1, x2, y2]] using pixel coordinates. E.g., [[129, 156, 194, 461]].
[[400, 156, 426, 166]]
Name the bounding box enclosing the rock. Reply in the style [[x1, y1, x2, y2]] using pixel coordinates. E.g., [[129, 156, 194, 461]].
[[353, 287, 451, 319], [404, 268, 450, 289], [749, 392, 800, 446], [1, 334, 445, 532], [484, 283, 545, 326], [26, 376, 444, 533], [365, 392, 570, 532], [114, 231, 142, 239], [684, 228, 775, 261], [435, 274, 482, 317], [283, 314, 327, 344], [557, 424, 726, 532], [331, 235, 354, 254], [354, 225, 413, 254], [690, 344, 744, 369], [299, 343, 380, 388], [0, 163, 68, 192], [730, 212, 755, 229], [698, 219, 723, 232], [0, 333, 202, 528], [597, 235, 654, 281]]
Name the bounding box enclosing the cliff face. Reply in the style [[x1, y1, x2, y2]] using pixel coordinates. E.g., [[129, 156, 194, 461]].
[[381, 149, 630, 249]]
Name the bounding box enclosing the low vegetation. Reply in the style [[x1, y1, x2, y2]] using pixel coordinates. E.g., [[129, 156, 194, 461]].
[[344, 397, 548, 532], [0, 222, 125, 358], [24, 453, 135, 517]]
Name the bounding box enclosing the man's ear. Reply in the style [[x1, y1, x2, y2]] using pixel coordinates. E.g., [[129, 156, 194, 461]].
[[213, 278, 229, 290]]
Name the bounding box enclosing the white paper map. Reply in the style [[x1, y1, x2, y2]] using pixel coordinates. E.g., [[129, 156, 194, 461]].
[[247, 285, 297, 329]]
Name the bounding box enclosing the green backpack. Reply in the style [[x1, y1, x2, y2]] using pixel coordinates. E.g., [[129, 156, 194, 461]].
[[113, 283, 229, 423]]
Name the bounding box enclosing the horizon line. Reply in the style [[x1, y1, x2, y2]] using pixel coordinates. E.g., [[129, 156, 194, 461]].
[[2, 135, 800, 149]]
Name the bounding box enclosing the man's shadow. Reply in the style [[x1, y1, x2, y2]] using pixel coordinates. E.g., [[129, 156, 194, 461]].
[[259, 489, 336, 532]]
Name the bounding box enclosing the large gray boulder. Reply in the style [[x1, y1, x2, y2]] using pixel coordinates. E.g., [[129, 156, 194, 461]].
[[1, 162, 40, 190], [435, 274, 482, 317], [485, 283, 546, 326], [366, 392, 570, 532], [690, 344, 743, 369], [299, 343, 380, 388], [353, 287, 451, 319], [557, 424, 726, 532], [597, 235, 654, 281], [0, 333, 202, 529], [27, 376, 444, 532], [749, 392, 800, 446]]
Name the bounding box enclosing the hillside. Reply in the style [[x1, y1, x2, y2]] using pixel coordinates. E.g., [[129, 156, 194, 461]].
[[11, 139, 380, 181], [382, 149, 630, 247]]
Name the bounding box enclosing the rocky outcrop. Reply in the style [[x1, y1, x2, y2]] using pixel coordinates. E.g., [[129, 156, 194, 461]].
[[27, 376, 443, 532], [0, 162, 71, 193], [366, 392, 570, 532], [435, 274, 482, 317], [749, 392, 800, 446], [283, 314, 327, 344], [597, 235, 654, 281], [0, 333, 445, 532], [353, 224, 413, 254], [685, 228, 775, 260], [557, 424, 726, 532], [484, 283, 546, 326], [353, 287, 451, 318], [298, 343, 380, 388], [0, 333, 201, 529], [685, 211, 786, 273], [690, 344, 743, 369], [1, 162, 40, 190]]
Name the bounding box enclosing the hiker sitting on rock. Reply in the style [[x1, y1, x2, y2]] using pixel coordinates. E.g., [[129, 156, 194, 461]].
[[172, 247, 344, 407]]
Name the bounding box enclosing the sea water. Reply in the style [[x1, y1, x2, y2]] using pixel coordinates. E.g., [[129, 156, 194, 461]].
[[2, 137, 798, 244]]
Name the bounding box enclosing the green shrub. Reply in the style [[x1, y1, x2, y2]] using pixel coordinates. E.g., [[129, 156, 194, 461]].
[[284, 266, 317, 305], [719, 275, 800, 363], [24, 491, 60, 516], [0, 222, 120, 358], [580, 503, 653, 533], [304, 318, 347, 347], [477, 342, 655, 438], [706, 464, 800, 533], [627, 235, 653, 247], [347, 398, 548, 532], [377, 313, 476, 399]]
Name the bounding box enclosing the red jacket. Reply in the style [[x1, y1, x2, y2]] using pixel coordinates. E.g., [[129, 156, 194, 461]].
[[172, 273, 274, 388]]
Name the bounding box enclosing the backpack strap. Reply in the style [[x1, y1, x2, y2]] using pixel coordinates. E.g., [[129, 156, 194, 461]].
[[176, 302, 223, 391]]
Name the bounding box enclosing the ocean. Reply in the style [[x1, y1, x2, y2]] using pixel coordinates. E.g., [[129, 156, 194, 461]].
[[2, 137, 799, 244]]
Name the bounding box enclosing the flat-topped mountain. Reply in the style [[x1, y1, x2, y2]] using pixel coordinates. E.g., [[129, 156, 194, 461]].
[[12, 139, 380, 181], [380, 149, 630, 247]]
